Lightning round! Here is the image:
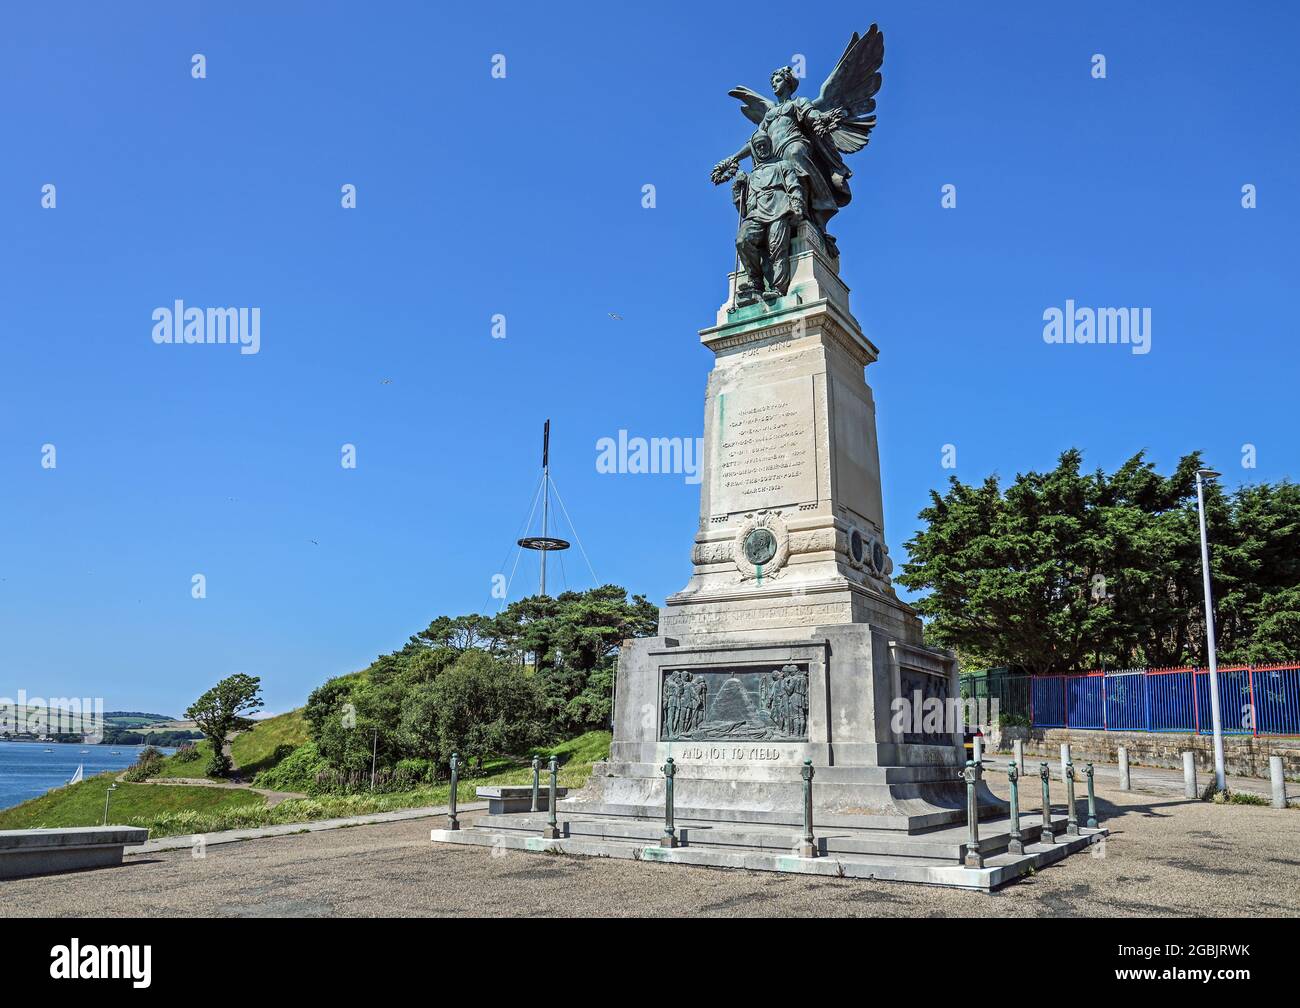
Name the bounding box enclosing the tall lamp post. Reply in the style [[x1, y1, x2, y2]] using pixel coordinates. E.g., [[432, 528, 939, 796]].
[[1194, 467, 1226, 792]]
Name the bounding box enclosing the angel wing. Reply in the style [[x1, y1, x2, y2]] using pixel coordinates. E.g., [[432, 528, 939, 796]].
[[726, 85, 773, 127], [812, 24, 884, 154]]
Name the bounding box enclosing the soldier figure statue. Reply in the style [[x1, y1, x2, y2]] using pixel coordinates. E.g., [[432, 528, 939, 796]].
[[730, 131, 806, 306]]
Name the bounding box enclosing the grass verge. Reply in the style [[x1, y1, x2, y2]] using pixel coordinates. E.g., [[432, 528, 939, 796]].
[[0, 731, 611, 840]]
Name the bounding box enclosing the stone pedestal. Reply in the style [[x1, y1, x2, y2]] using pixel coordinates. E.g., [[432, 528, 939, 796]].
[[562, 225, 1001, 831], [661, 222, 918, 647]]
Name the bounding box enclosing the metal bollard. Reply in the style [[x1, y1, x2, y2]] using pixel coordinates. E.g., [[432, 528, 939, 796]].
[[661, 756, 678, 848], [1007, 763, 1024, 855], [973, 733, 983, 765], [1118, 745, 1131, 791], [1064, 761, 1079, 835], [544, 755, 561, 839], [1183, 751, 1198, 799], [530, 755, 540, 812], [1085, 763, 1098, 828], [961, 764, 977, 868], [1060, 742, 1071, 783], [799, 760, 818, 858], [1039, 762, 1056, 844], [1271, 755, 1289, 810], [1013, 738, 1025, 775], [961, 760, 982, 867], [447, 752, 460, 831]]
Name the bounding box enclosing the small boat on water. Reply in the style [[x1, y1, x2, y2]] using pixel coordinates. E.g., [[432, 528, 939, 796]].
[[43, 747, 53, 753], [111, 750, 121, 755], [79, 749, 89, 754]]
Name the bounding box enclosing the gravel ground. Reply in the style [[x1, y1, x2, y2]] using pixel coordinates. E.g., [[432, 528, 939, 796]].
[[3, 780, 1297, 917]]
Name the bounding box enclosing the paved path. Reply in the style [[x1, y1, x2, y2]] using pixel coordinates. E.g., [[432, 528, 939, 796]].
[[146, 778, 306, 807], [114, 774, 306, 807], [2, 784, 1295, 917], [131, 802, 487, 853], [982, 752, 1294, 804]]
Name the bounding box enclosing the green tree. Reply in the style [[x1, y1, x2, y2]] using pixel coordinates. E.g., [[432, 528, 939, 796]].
[[898, 449, 1111, 675], [900, 450, 1300, 673], [185, 673, 263, 777], [497, 585, 657, 733], [302, 584, 658, 783], [1216, 481, 1300, 662], [421, 650, 545, 769]]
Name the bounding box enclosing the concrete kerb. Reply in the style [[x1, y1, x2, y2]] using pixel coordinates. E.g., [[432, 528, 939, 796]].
[[131, 802, 488, 855]]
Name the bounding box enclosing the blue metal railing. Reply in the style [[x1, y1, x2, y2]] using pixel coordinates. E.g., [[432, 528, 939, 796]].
[[1103, 670, 1146, 731], [1025, 664, 1300, 736]]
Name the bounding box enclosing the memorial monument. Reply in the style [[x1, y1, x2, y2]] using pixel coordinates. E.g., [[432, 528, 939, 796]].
[[433, 25, 1106, 886]]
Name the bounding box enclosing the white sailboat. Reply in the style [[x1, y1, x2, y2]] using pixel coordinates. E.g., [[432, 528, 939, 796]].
[[68, 763, 83, 785]]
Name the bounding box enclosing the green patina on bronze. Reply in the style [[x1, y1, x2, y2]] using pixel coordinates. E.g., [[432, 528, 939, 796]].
[[660, 664, 809, 742], [960, 759, 983, 867], [1064, 761, 1079, 835], [711, 25, 885, 306], [661, 756, 677, 848], [1007, 762, 1024, 855], [447, 752, 460, 831], [1039, 762, 1056, 844]]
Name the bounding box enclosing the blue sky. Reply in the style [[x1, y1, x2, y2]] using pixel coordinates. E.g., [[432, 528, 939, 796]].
[[1, 1, 1296, 716]]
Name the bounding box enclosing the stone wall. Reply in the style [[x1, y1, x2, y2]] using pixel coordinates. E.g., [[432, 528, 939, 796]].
[[994, 725, 1300, 779]]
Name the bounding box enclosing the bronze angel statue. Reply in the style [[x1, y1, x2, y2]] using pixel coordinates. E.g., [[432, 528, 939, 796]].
[[711, 25, 884, 262]]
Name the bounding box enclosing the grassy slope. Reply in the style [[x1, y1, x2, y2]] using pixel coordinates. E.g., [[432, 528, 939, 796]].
[[230, 710, 309, 773], [0, 731, 612, 840], [151, 709, 310, 779], [0, 773, 266, 830]]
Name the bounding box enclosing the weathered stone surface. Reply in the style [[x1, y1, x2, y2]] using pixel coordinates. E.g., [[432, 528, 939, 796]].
[[663, 229, 915, 644], [475, 787, 567, 815], [429, 819, 1107, 892], [0, 826, 148, 880]]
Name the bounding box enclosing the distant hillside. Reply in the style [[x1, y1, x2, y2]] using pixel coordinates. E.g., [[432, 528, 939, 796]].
[[1, 708, 184, 737], [104, 712, 177, 726], [2, 704, 105, 736]]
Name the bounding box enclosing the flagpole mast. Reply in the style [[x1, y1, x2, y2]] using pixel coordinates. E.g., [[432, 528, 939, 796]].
[[540, 419, 550, 597], [516, 419, 569, 600]]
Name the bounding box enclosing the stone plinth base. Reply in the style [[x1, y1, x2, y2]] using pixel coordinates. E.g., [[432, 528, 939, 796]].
[[430, 813, 1106, 892], [586, 623, 998, 832]]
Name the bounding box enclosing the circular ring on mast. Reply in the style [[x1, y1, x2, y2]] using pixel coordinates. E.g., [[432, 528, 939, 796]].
[[517, 536, 570, 551]]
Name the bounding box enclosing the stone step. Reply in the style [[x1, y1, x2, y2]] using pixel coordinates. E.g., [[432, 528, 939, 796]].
[[597, 762, 967, 785], [429, 823, 1108, 891], [467, 811, 1076, 862], [556, 795, 1007, 833]]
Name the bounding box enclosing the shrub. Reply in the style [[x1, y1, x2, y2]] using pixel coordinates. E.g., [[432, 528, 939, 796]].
[[173, 743, 202, 763], [1211, 789, 1270, 807], [122, 746, 165, 782], [206, 750, 233, 778], [251, 741, 328, 793], [393, 758, 433, 788]]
